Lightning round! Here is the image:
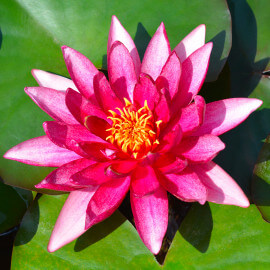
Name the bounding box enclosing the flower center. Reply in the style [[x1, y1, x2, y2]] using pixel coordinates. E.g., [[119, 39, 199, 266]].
[[106, 98, 161, 159]]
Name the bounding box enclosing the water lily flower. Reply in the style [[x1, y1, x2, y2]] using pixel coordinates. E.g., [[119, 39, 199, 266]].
[[4, 15, 262, 255]]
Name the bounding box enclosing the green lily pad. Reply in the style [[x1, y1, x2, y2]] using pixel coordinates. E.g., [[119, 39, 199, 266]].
[[0, 181, 33, 233], [252, 134, 270, 222], [12, 193, 270, 269], [0, 0, 231, 192]]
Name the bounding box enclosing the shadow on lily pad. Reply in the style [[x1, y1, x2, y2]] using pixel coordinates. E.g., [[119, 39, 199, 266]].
[[179, 202, 213, 253], [74, 210, 126, 252], [14, 193, 40, 246]]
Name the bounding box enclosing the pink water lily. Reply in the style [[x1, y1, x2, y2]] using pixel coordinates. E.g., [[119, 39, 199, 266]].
[[4, 16, 262, 255]]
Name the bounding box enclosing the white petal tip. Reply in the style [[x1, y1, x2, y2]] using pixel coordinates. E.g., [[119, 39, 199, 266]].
[[149, 242, 162, 255]]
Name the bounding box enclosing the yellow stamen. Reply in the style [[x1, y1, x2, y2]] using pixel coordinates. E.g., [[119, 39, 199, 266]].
[[105, 100, 160, 159]]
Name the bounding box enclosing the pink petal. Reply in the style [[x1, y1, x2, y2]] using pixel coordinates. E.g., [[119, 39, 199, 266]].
[[110, 160, 138, 174], [47, 186, 99, 252], [25, 87, 78, 125], [65, 88, 108, 125], [174, 24, 206, 62], [141, 22, 171, 81], [43, 121, 105, 157], [35, 158, 96, 191], [71, 161, 119, 186], [85, 176, 131, 229], [62, 46, 99, 100], [157, 124, 182, 153], [131, 165, 160, 197], [155, 154, 187, 174], [176, 95, 205, 136], [130, 184, 168, 254], [177, 42, 213, 107], [156, 52, 181, 99], [191, 162, 250, 207], [175, 135, 225, 163], [193, 98, 263, 136], [108, 15, 141, 78], [159, 167, 207, 204], [154, 88, 170, 123], [4, 136, 81, 167], [93, 71, 124, 111], [108, 41, 137, 102], [31, 69, 77, 92], [84, 116, 111, 141], [133, 73, 159, 110]]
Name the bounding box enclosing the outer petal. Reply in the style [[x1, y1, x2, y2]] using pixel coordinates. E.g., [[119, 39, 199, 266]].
[[35, 158, 96, 191], [141, 22, 171, 81], [176, 42, 213, 107], [131, 165, 160, 197], [25, 87, 78, 125], [65, 88, 108, 125], [156, 52, 181, 99], [31, 69, 77, 91], [130, 184, 168, 254], [175, 135, 225, 163], [85, 176, 131, 229], [193, 98, 263, 136], [47, 186, 99, 252], [108, 15, 141, 77], [174, 24, 206, 62], [176, 95, 205, 136], [62, 46, 99, 100], [133, 74, 159, 110], [93, 71, 123, 111], [159, 167, 207, 204], [43, 121, 105, 156], [4, 136, 81, 167], [108, 41, 137, 102], [191, 162, 250, 207]]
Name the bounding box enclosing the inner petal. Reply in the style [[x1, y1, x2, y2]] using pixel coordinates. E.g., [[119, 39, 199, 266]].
[[106, 98, 161, 159]]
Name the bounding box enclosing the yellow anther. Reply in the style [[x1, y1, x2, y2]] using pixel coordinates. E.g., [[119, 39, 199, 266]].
[[105, 100, 160, 159], [124, 98, 132, 106]]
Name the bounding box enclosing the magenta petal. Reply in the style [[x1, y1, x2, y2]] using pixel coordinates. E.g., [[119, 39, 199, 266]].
[[25, 87, 78, 125], [31, 69, 77, 92], [174, 24, 206, 62], [175, 135, 225, 163], [71, 162, 119, 186], [4, 136, 81, 167], [156, 155, 187, 174], [47, 186, 99, 252], [130, 185, 168, 254], [108, 15, 141, 78], [93, 71, 124, 111], [133, 74, 159, 110], [154, 88, 170, 123], [177, 42, 213, 107], [108, 41, 137, 102], [62, 46, 99, 100], [84, 116, 111, 141], [156, 52, 181, 99], [158, 124, 182, 153], [43, 121, 105, 156], [193, 98, 263, 136], [65, 88, 108, 125], [159, 167, 207, 204], [131, 165, 160, 197], [85, 176, 131, 229], [35, 158, 96, 191], [191, 162, 250, 207], [141, 22, 171, 81], [177, 95, 205, 136]]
